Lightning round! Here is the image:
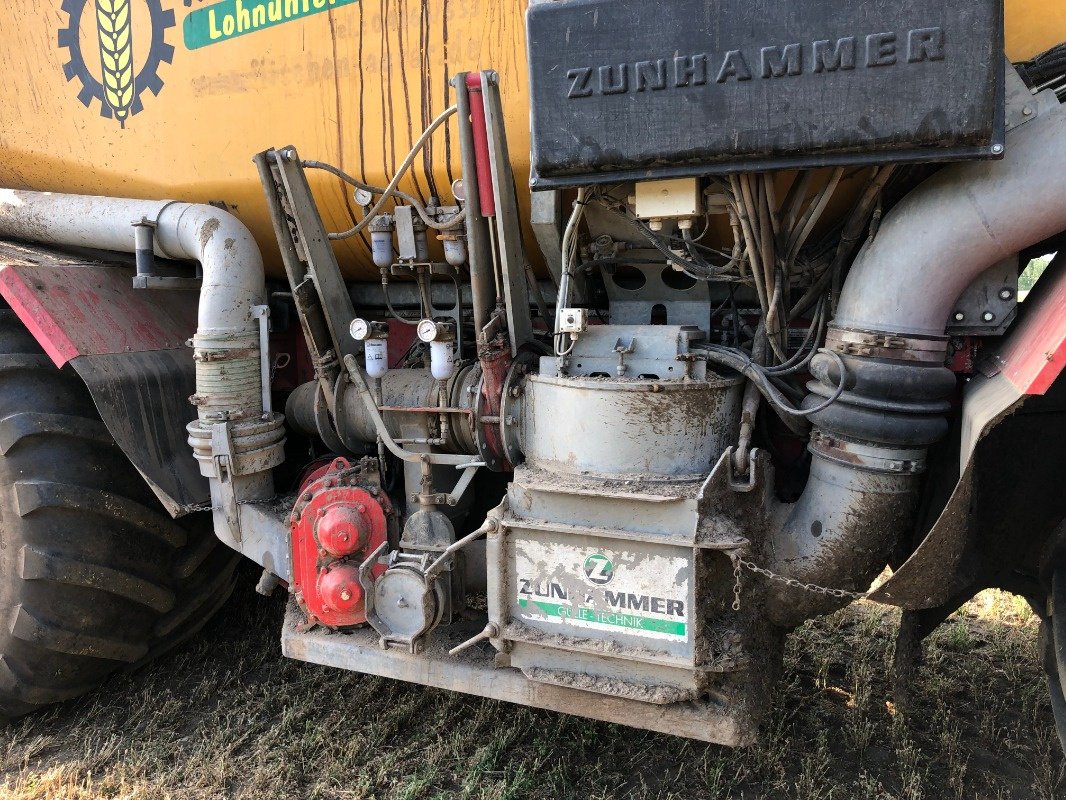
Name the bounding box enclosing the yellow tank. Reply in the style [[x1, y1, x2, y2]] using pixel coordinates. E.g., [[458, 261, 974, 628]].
[[0, 0, 1061, 279]]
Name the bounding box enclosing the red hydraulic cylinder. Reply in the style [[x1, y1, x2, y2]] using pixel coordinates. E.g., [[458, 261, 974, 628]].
[[465, 73, 496, 219]]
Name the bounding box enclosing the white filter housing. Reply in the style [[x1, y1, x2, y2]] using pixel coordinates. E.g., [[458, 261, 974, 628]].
[[365, 338, 390, 379], [430, 341, 455, 380]]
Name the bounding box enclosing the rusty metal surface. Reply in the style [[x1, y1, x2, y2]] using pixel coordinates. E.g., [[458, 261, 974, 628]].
[[0, 248, 196, 367], [281, 598, 754, 745]]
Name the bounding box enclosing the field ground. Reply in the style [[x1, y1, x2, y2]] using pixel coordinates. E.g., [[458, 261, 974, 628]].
[[0, 566, 1061, 800]]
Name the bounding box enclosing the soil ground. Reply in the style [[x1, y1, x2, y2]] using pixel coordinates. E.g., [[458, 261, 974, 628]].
[[0, 566, 1061, 799]]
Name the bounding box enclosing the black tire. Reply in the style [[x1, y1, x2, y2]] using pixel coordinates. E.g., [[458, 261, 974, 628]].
[[0, 310, 239, 719]]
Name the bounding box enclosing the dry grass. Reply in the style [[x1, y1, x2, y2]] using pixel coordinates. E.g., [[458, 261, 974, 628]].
[[0, 566, 1061, 800]]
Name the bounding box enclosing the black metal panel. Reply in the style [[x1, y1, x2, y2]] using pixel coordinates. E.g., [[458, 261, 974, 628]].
[[72, 348, 209, 516], [527, 0, 1004, 188]]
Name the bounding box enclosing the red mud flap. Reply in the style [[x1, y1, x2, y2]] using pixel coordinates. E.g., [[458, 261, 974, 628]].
[[0, 241, 207, 514]]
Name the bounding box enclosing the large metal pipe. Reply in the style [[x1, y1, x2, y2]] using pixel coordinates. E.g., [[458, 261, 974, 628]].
[[768, 101, 1066, 624], [454, 74, 497, 341], [0, 190, 287, 574], [0, 192, 263, 338], [835, 103, 1066, 337]]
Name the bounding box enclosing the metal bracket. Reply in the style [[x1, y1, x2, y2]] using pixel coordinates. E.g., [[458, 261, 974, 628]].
[[393, 205, 418, 260], [252, 304, 272, 417], [131, 275, 202, 291], [1005, 63, 1060, 134], [479, 71, 535, 355], [258, 147, 360, 383], [613, 337, 635, 377], [210, 421, 241, 542], [130, 213, 201, 290]]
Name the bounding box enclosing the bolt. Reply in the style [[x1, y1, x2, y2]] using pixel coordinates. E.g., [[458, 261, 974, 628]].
[[340, 588, 352, 602], [982, 311, 995, 323], [999, 288, 1014, 301], [1023, 106, 1034, 116], [397, 596, 408, 608], [953, 311, 965, 322], [992, 144, 1004, 155], [510, 385, 523, 398], [356, 503, 367, 513], [505, 415, 516, 425]]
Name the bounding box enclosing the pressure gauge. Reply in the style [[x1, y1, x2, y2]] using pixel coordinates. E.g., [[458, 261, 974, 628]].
[[350, 318, 372, 341], [416, 319, 441, 343]]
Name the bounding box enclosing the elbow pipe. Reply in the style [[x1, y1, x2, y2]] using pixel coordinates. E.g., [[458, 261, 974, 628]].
[[836, 103, 1066, 338], [0, 192, 262, 336], [0, 191, 285, 545], [0, 192, 268, 423], [767, 102, 1066, 625]]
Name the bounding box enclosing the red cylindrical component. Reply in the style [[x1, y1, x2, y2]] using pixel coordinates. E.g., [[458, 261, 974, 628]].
[[465, 73, 496, 219], [317, 564, 364, 615], [315, 504, 369, 558]]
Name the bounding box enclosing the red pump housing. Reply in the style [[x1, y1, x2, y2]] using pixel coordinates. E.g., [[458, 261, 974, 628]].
[[289, 457, 392, 628]]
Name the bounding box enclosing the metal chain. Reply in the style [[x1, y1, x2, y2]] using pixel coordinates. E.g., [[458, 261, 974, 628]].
[[185, 498, 266, 514], [731, 557, 871, 611], [731, 559, 743, 611]]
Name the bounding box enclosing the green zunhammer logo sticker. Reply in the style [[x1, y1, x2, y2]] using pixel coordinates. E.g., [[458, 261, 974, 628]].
[[184, 0, 360, 50], [582, 554, 614, 585], [515, 541, 690, 641]]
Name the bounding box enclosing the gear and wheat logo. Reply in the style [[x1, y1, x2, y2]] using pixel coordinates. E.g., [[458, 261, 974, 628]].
[[58, 0, 176, 127]]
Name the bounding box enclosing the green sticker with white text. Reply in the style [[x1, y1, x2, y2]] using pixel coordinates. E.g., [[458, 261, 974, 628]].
[[183, 0, 360, 50]]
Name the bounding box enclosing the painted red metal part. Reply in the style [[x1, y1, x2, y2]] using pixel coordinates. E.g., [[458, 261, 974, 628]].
[[477, 333, 513, 470], [290, 457, 391, 628], [465, 73, 496, 219], [386, 318, 418, 368], [0, 264, 196, 367], [998, 271, 1066, 395]]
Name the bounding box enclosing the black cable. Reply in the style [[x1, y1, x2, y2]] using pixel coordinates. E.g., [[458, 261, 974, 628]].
[[695, 344, 848, 422]]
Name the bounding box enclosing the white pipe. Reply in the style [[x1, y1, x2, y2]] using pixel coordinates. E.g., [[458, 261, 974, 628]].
[[0, 190, 287, 573], [0, 192, 264, 336]]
